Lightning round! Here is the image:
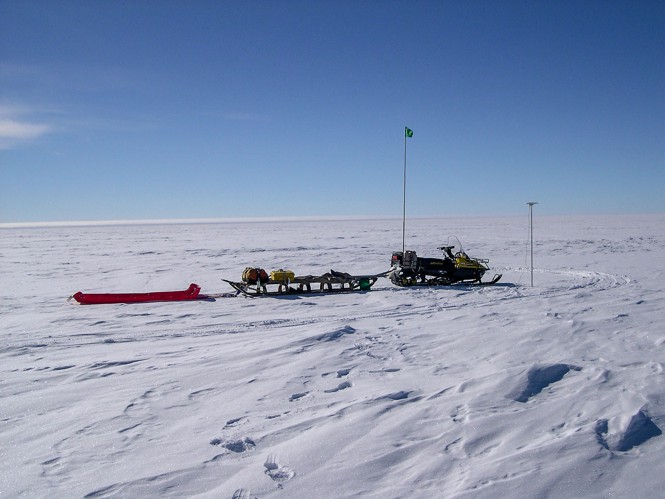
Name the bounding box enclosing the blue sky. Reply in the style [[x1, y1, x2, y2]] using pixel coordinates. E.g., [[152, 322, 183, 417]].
[[1, 0, 663, 222]]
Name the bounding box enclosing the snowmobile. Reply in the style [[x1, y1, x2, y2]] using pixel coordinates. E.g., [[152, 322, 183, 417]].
[[389, 237, 501, 286]]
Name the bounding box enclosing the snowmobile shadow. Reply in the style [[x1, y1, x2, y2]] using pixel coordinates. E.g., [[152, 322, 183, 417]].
[[267, 294, 305, 301], [487, 282, 516, 288], [444, 281, 515, 291]]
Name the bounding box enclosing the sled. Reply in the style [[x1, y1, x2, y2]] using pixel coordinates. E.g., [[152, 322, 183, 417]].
[[71, 283, 202, 304], [223, 270, 387, 297]]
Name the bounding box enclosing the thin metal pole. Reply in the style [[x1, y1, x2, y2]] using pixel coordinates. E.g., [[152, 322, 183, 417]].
[[402, 131, 407, 255], [527, 202, 538, 286], [529, 204, 533, 287]]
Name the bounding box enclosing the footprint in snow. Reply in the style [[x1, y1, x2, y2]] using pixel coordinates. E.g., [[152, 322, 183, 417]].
[[385, 390, 410, 400], [210, 437, 256, 453], [322, 368, 351, 378], [264, 454, 295, 483], [451, 404, 468, 423], [224, 416, 247, 428], [314, 325, 356, 342], [325, 381, 353, 393], [289, 392, 308, 402], [231, 489, 256, 499]]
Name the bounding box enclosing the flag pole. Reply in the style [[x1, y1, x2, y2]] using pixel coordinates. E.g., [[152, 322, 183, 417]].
[[402, 127, 412, 255], [402, 129, 407, 255]]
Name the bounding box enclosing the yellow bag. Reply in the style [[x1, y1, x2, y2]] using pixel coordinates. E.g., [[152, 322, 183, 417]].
[[270, 269, 295, 282]]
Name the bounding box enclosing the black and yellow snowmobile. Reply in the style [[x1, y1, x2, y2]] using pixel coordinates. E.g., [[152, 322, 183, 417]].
[[389, 238, 501, 286]]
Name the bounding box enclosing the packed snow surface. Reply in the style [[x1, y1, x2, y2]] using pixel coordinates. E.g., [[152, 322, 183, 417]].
[[1, 214, 664, 498]]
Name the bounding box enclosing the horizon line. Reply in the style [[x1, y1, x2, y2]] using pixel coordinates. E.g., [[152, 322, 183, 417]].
[[2, 212, 664, 229]]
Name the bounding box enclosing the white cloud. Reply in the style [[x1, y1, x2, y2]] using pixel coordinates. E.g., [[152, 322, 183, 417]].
[[0, 105, 53, 149], [0, 119, 51, 139]]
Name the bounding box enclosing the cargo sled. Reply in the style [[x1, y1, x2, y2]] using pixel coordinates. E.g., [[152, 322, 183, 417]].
[[224, 268, 386, 296], [389, 238, 501, 286], [71, 283, 202, 304]]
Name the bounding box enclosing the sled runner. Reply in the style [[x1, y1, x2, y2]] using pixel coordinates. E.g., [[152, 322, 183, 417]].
[[389, 238, 502, 287], [223, 269, 387, 296], [71, 283, 202, 304]]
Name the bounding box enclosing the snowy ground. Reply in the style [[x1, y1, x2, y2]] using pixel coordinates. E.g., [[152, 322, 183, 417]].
[[1, 214, 664, 498]]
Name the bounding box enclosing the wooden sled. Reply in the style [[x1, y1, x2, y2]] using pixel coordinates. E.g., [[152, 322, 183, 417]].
[[223, 270, 388, 297]]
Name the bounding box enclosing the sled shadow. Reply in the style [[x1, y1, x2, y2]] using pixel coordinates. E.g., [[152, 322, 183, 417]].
[[260, 290, 375, 300]]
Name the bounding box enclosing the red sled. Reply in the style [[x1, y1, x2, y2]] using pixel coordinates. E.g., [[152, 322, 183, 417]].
[[71, 283, 201, 305]]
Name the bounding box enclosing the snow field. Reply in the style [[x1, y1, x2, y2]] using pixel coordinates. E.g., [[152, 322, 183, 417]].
[[1, 214, 664, 498]]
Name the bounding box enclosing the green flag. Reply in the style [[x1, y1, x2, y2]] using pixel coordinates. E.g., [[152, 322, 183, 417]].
[[405, 127, 413, 138]]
